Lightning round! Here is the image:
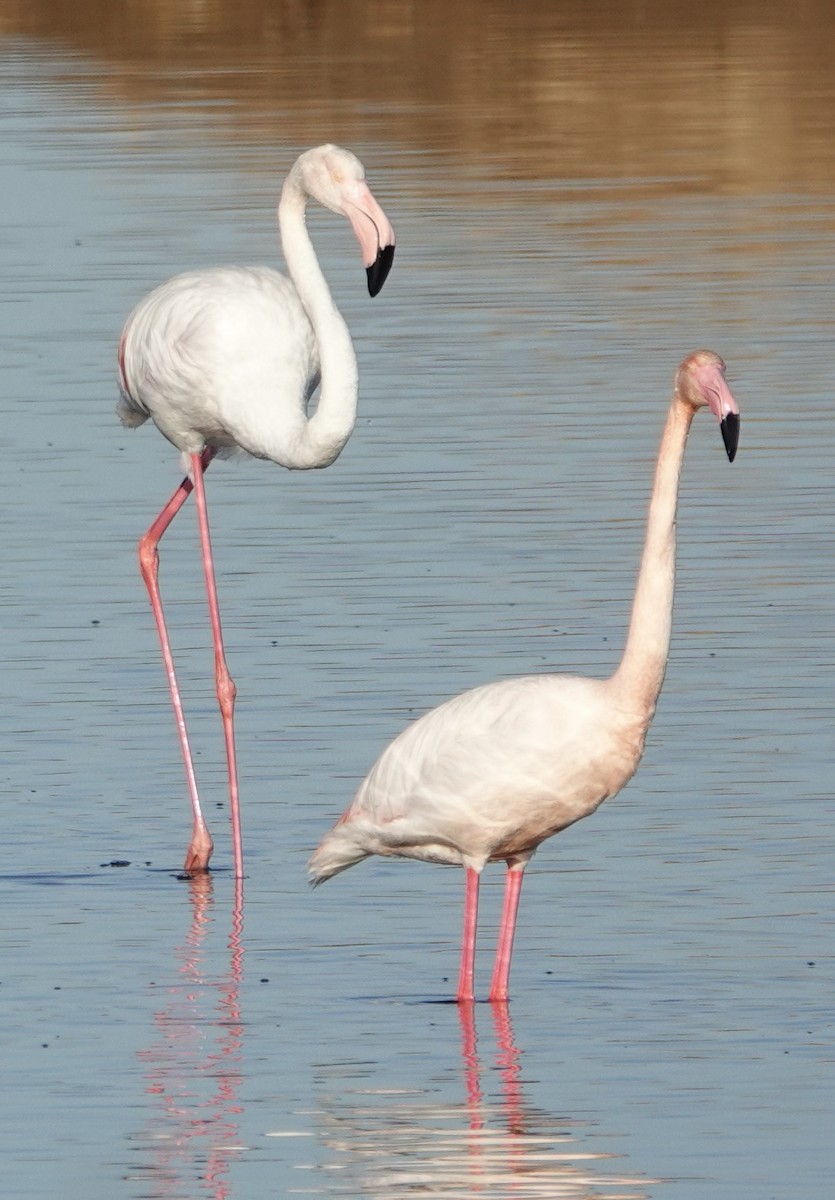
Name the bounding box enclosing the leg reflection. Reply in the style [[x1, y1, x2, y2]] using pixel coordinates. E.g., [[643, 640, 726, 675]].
[[131, 875, 246, 1198]]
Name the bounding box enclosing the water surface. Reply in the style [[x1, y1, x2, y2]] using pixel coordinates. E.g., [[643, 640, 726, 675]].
[[1, 3, 834, 1197]]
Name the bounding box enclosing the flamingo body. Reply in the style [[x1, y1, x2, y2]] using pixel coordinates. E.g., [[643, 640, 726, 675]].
[[310, 674, 648, 877], [310, 351, 740, 1002], [119, 145, 395, 878], [119, 267, 320, 467]]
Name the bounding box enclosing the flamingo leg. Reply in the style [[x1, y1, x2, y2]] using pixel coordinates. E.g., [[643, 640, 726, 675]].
[[138, 448, 219, 874], [189, 453, 244, 880], [488, 863, 526, 1003], [457, 866, 481, 1003]]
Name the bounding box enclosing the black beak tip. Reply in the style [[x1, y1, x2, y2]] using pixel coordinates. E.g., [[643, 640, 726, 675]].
[[721, 413, 740, 463], [366, 243, 396, 297]]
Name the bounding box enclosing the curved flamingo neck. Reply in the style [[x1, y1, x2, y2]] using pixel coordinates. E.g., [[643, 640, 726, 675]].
[[610, 394, 695, 715], [277, 172, 359, 468]]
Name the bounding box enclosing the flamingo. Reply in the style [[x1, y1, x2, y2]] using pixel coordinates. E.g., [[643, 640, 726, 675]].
[[117, 144, 395, 880], [309, 350, 740, 1002]]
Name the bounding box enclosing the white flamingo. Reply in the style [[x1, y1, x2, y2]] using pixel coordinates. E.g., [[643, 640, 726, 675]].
[[309, 350, 740, 1002], [118, 144, 395, 880]]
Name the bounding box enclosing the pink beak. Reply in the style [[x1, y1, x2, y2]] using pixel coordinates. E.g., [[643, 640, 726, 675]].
[[345, 182, 396, 297], [701, 360, 740, 462]]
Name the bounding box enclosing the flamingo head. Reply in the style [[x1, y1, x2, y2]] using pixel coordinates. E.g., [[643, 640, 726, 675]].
[[294, 144, 396, 297], [676, 350, 740, 462]]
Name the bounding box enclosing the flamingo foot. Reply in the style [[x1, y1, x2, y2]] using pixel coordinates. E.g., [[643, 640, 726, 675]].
[[183, 828, 214, 874]]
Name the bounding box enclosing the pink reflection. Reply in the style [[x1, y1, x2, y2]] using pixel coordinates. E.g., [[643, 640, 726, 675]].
[[458, 1001, 529, 1182], [451, 1002, 653, 1198], [134, 876, 245, 1198], [313, 1002, 654, 1197]]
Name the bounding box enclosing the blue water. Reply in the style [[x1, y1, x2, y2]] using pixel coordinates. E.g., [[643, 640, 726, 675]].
[[1, 23, 834, 1200]]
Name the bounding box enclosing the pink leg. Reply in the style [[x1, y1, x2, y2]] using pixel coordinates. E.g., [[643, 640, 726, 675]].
[[139, 449, 221, 874], [189, 453, 244, 880], [488, 863, 526, 1003], [457, 866, 480, 1003]]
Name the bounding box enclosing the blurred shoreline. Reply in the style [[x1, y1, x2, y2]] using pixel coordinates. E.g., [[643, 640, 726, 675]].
[[2, 0, 834, 192]]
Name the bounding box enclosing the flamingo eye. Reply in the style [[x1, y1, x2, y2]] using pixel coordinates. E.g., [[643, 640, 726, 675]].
[[331, 169, 344, 184]]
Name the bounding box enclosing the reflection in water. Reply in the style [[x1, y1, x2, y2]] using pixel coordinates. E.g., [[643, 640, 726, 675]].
[[1, 0, 835, 191], [308, 1004, 656, 1198], [129, 877, 246, 1198]]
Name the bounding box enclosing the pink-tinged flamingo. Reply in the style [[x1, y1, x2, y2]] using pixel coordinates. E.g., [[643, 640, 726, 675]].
[[309, 351, 740, 1002], [118, 145, 395, 880]]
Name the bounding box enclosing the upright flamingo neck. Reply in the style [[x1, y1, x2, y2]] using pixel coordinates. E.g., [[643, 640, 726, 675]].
[[277, 174, 359, 468], [611, 394, 695, 715]]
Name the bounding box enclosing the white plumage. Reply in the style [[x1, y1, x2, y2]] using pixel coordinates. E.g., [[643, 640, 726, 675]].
[[310, 351, 741, 1003], [118, 145, 395, 880], [313, 674, 647, 876], [119, 267, 320, 466]]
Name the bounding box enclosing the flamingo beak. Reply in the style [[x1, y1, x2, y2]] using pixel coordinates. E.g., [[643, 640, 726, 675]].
[[345, 182, 396, 297], [699, 360, 740, 463], [720, 413, 740, 463], [367, 243, 396, 297]]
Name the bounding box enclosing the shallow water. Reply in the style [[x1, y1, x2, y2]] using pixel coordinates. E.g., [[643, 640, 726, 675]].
[[1, 3, 834, 1197]]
